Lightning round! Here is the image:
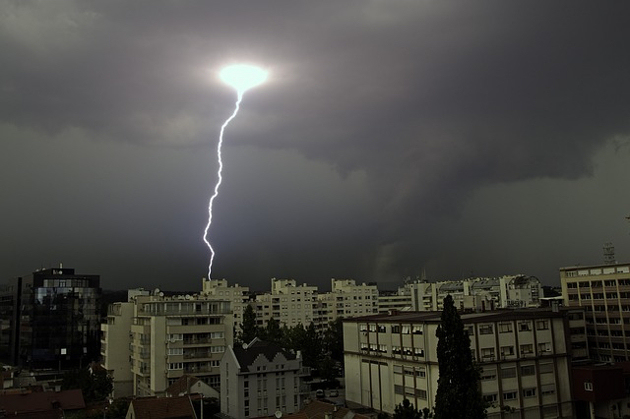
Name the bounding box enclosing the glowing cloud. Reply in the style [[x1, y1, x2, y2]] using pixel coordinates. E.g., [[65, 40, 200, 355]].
[[219, 64, 268, 95], [203, 64, 268, 281]]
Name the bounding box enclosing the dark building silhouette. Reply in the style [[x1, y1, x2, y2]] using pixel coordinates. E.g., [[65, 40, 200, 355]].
[[0, 267, 101, 370]]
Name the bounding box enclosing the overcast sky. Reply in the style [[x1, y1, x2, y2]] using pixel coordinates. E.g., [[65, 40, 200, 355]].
[[2, 1, 630, 291]]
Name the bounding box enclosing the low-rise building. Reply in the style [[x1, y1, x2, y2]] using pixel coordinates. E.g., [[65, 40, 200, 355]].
[[343, 309, 573, 418], [220, 338, 310, 418]]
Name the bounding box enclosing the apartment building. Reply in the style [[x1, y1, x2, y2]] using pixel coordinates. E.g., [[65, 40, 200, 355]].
[[101, 290, 233, 397], [201, 278, 250, 325], [254, 279, 317, 327], [377, 290, 412, 314], [343, 309, 573, 418], [560, 262, 630, 362], [101, 301, 135, 397], [406, 275, 542, 312], [315, 279, 379, 326], [220, 338, 310, 418]]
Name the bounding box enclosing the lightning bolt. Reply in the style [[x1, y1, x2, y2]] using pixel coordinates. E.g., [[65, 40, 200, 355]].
[[203, 64, 267, 281], [203, 91, 244, 281]]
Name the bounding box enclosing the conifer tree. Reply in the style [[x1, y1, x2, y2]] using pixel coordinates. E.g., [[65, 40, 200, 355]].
[[433, 295, 486, 419]]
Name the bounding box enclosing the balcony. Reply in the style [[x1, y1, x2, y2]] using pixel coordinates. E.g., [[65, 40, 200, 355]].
[[184, 351, 212, 359], [298, 367, 311, 376]]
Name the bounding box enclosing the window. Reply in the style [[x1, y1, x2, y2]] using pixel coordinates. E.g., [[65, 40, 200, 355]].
[[523, 388, 536, 398], [536, 320, 549, 330], [391, 325, 401, 333], [501, 367, 516, 378], [503, 391, 517, 401], [520, 344, 533, 355], [498, 323, 513, 333], [500, 346, 514, 356], [538, 342, 551, 353], [483, 394, 498, 403], [415, 389, 427, 399], [518, 322, 531, 332], [479, 324, 493, 335], [412, 325, 423, 334], [520, 365, 535, 376], [481, 348, 495, 360], [584, 381, 593, 391], [541, 384, 555, 396], [480, 368, 497, 381]]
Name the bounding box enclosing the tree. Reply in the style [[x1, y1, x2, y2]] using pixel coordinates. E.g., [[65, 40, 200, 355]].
[[238, 304, 258, 344], [323, 317, 344, 363], [62, 367, 113, 403], [261, 318, 283, 344], [393, 398, 421, 419], [433, 295, 486, 419]]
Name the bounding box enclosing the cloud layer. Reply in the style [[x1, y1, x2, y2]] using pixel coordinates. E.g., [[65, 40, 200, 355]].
[[2, 1, 630, 289]]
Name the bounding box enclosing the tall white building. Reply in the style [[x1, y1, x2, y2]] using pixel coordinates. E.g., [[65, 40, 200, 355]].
[[201, 278, 250, 325], [101, 290, 233, 397], [407, 275, 542, 311], [220, 338, 310, 418], [560, 262, 630, 362], [343, 309, 573, 418], [254, 279, 317, 328], [315, 279, 379, 327]]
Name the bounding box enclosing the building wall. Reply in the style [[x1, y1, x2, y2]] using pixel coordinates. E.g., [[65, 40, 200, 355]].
[[560, 263, 630, 362], [221, 343, 308, 418], [406, 276, 542, 312], [102, 291, 233, 397], [344, 310, 573, 418], [0, 268, 101, 371], [101, 302, 134, 397]]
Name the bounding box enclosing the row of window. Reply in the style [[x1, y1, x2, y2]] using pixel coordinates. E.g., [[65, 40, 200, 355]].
[[566, 278, 630, 287], [480, 320, 549, 335], [479, 343, 551, 360], [481, 362, 554, 380], [359, 324, 423, 334]]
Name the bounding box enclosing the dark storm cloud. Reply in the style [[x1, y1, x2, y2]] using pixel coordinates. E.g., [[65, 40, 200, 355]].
[[2, 1, 630, 289]]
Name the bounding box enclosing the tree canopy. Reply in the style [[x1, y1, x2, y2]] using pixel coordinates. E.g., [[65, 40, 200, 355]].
[[433, 295, 486, 419]]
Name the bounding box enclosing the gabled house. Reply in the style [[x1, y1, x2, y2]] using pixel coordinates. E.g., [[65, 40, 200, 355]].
[[220, 338, 310, 418]]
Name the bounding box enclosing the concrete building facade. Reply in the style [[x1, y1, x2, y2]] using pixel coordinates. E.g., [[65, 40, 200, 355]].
[[343, 309, 573, 418], [254, 279, 317, 328], [406, 275, 542, 312], [220, 338, 310, 418], [560, 262, 630, 362], [100, 290, 233, 397], [315, 279, 379, 327]]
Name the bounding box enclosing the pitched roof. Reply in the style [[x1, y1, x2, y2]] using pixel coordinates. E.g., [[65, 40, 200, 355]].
[[129, 396, 196, 419], [232, 339, 296, 372], [263, 400, 371, 419], [165, 375, 200, 397], [0, 389, 85, 415]]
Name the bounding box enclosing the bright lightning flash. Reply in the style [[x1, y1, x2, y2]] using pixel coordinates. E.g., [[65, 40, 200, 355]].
[[203, 64, 268, 280]]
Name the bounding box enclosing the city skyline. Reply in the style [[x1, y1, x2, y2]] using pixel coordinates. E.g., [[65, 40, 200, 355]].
[[2, 2, 630, 291]]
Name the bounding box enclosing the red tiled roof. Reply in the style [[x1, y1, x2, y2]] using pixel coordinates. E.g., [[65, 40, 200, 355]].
[[259, 400, 371, 419], [129, 396, 196, 419], [0, 389, 85, 415], [165, 375, 200, 397]]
